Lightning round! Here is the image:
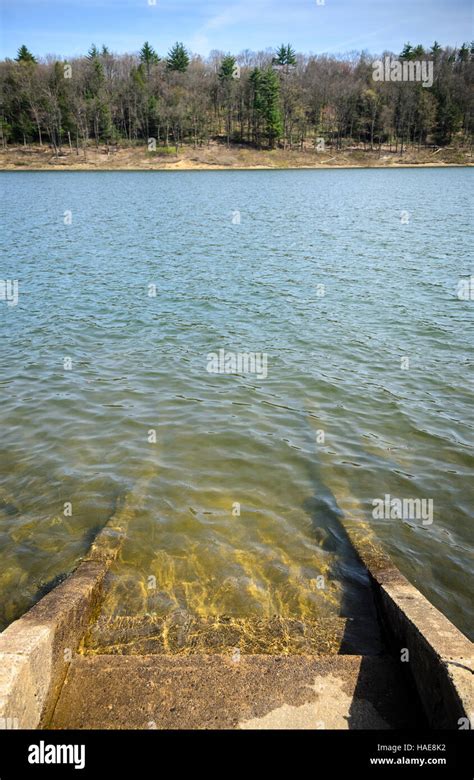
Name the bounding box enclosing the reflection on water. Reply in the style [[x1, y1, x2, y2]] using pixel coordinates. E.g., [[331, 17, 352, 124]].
[[0, 169, 472, 641]]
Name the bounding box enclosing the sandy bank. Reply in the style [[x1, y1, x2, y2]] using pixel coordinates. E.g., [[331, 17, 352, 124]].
[[1, 143, 472, 171]]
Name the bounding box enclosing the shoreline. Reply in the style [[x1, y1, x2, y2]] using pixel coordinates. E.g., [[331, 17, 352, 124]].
[[1, 144, 471, 172], [1, 162, 472, 172]]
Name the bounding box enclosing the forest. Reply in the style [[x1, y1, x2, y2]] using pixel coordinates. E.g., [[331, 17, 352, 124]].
[[1, 40, 472, 155]]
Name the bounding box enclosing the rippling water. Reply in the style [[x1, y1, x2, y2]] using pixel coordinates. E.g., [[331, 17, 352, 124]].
[[0, 169, 472, 639]]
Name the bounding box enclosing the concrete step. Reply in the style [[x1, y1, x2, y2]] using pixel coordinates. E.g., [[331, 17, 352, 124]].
[[49, 654, 423, 730], [82, 612, 383, 656]]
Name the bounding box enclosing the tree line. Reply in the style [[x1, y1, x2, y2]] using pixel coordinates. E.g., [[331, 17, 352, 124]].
[[1, 40, 472, 155]]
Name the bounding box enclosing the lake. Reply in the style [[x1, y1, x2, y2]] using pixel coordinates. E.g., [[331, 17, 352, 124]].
[[0, 168, 472, 641]]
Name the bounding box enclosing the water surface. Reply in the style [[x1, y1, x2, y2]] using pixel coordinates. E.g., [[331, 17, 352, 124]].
[[0, 169, 472, 639]]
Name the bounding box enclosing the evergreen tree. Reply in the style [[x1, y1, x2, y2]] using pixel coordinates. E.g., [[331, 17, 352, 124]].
[[272, 44, 297, 147], [218, 56, 237, 146], [140, 41, 160, 76], [85, 57, 105, 98], [458, 43, 470, 63], [166, 42, 189, 72], [400, 43, 415, 60], [273, 44, 297, 67], [218, 55, 237, 81], [251, 67, 282, 148], [87, 44, 100, 61], [15, 45, 36, 64]]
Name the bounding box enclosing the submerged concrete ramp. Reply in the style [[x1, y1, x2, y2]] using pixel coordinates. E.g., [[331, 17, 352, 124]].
[[50, 654, 417, 730], [81, 613, 382, 656], [0, 504, 472, 730]]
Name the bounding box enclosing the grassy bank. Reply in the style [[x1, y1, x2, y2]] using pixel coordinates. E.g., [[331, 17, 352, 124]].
[[1, 142, 472, 170]]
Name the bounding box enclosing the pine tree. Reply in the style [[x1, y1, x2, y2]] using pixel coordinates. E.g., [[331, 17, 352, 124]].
[[15, 45, 36, 64], [140, 41, 160, 76], [87, 44, 100, 61], [85, 57, 105, 100], [218, 55, 237, 81], [458, 43, 470, 63], [251, 67, 282, 148], [218, 56, 237, 146], [400, 43, 415, 60], [273, 44, 297, 67], [166, 42, 189, 72]]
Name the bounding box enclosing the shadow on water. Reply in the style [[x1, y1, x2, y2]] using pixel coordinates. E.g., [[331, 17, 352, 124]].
[[301, 480, 383, 656], [299, 413, 427, 727], [279, 393, 382, 653], [303, 488, 382, 655], [33, 572, 69, 603]]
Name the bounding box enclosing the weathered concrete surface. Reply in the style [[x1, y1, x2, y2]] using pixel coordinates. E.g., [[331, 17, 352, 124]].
[[375, 574, 473, 729], [340, 517, 474, 729], [50, 654, 422, 730], [0, 499, 131, 729], [0, 561, 106, 728]]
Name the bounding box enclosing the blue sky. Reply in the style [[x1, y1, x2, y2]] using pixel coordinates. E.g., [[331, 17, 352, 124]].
[[0, 0, 472, 60]]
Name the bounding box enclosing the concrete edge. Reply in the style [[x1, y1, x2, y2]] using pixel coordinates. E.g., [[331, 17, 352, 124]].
[[341, 517, 474, 729], [0, 509, 128, 729]]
